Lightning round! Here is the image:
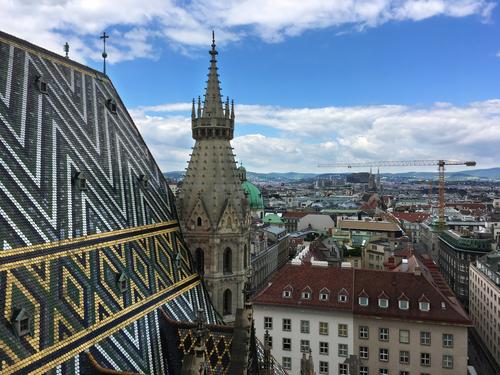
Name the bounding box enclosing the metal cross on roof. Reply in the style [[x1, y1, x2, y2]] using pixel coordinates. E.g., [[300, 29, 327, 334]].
[[100, 31, 109, 75]]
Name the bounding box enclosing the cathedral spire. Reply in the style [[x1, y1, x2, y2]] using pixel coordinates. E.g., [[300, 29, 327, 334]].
[[202, 31, 223, 118]]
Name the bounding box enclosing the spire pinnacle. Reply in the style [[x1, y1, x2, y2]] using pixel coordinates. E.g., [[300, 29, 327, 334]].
[[202, 31, 223, 118]]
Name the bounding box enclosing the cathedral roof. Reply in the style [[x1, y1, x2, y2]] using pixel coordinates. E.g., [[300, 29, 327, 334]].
[[0, 29, 221, 375]]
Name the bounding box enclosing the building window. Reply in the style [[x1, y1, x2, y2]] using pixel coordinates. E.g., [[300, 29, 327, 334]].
[[195, 248, 204, 275], [35, 75, 49, 94], [379, 328, 389, 341], [105, 98, 117, 114], [282, 357, 291, 370], [282, 318, 291, 332], [223, 247, 232, 273], [319, 361, 329, 374], [359, 345, 369, 359], [282, 338, 291, 351], [379, 368, 388, 375], [223, 289, 232, 315], [420, 352, 431, 366], [319, 341, 329, 355], [360, 366, 369, 375], [300, 320, 310, 334], [443, 333, 454, 348], [73, 171, 87, 190], [282, 290, 292, 298], [116, 272, 127, 293], [399, 299, 409, 310], [359, 296, 369, 306], [319, 322, 328, 335], [301, 289, 312, 300], [442, 354, 453, 369], [378, 298, 389, 308], [300, 339, 310, 353], [400, 372, 409, 375], [338, 291, 348, 302], [338, 323, 348, 337], [319, 288, 330, 301], [359, 325, 369, 339], [338, 343, 348, 357], [197, 217, 202, 226], [12, 308, 31, 337], [379, 348, 389, 362], [339, 363, 348, 375], [399, 350, 410, 364], [419, 301, 430, 311], [420, 331, 431, 346], [264, 316, 273, 330], [399, 329, 410, 344]]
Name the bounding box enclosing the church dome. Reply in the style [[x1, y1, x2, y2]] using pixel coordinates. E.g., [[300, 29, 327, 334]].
[[242, 180, 264, 210]]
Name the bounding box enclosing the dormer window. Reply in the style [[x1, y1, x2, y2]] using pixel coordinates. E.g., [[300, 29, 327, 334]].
[[116, 272, 127, 293], [282, 285, 293, 299], [138, 175, 149, 190], [398, 293, 409, 310], [106, 98, 117, 114], [301, 286, 312, 300], [12, 308, 31, 337], [319, 288, 330, 301], [73, 171, 87, 191], [378, 291, 389, 308], [419, 301, 430, 311], [419, 294, 430, 311], [359, 297, 368, 306], [35, 75, 48, 94], [338, 288, 349, 303], [378, 298, 389, 308], [399, 300, 409, 310]]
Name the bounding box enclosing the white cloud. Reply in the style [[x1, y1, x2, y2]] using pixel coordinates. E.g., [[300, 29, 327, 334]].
[[130, 99, 500, 173], [0, 0, 495, 63]]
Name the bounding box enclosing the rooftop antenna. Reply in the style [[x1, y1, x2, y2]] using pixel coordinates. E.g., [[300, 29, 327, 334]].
[[100, 31, 109, 75], [63, 42, 69, 58]]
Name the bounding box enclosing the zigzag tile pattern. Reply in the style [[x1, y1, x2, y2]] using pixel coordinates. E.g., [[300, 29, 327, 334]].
[[0, 32, 219, 375]]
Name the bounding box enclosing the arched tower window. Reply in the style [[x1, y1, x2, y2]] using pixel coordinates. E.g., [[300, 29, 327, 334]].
[[197, 217, 202, 226], [223, 247, 232, 274], [195, 248, 204, 275], [223, 289, 232, 315], [244, 244, 248, 268]]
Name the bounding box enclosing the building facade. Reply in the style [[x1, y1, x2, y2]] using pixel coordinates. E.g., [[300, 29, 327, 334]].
[[177, 35, 251, 320], [253, 262, 470, 375], [469, 250, 500, 369], [438, 229, 492, 309]]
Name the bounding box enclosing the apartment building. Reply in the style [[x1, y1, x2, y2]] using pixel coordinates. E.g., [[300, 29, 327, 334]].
[[253, 262, 470, 375], [469, 250, 500, 369]]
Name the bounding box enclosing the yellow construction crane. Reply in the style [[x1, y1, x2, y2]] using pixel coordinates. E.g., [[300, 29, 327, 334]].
[[318, 160, 476, 230]]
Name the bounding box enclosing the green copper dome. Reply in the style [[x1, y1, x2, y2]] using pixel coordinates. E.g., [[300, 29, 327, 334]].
[[242, 180, 264, 210]]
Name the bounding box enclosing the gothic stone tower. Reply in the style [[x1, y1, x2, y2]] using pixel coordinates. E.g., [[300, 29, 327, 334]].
[[178, 33, 251, 321]]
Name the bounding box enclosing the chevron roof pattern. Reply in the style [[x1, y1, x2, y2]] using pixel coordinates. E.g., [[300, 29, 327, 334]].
[[0, 30, 221, 374]]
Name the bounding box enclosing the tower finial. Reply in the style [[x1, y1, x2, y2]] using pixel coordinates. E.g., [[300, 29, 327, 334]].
[[100, 31, 109, 75], [212, 30, 215, 45], [64, 42, 70, 58]]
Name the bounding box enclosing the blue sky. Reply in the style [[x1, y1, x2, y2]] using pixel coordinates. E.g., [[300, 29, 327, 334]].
[[2, 1, 500, 172]]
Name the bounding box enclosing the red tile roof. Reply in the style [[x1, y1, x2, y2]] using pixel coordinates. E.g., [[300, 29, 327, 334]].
[[393, 212, 430, 223], [252, 263, 353, 312], [282, 211, 308, 219], [252, 263, 470, 325]]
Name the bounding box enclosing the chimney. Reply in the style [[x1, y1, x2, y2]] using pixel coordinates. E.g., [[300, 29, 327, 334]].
[[414, 265, 421, 276]]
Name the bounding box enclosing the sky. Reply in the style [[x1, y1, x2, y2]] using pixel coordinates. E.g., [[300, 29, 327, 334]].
[[1, 0, 500, 173]]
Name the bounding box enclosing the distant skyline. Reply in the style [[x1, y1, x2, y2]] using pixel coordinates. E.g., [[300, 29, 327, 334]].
[[2, 1, 500, 173]]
